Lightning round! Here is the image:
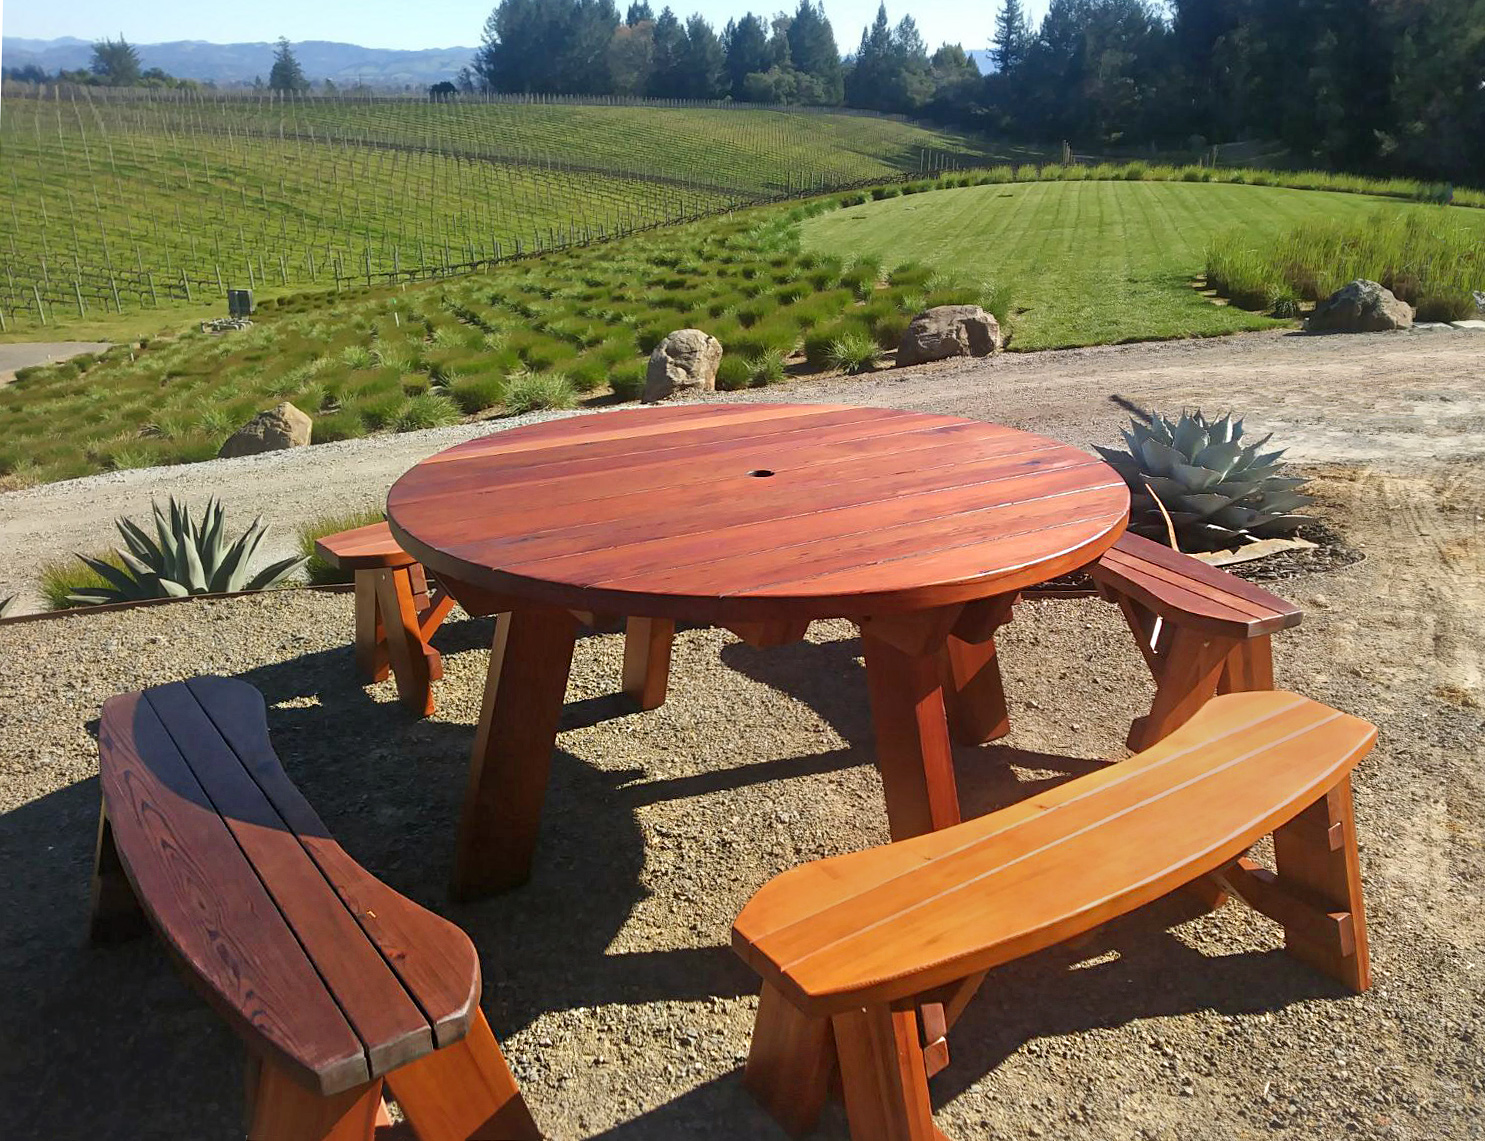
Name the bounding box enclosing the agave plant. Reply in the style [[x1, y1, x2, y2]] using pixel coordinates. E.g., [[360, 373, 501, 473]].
[[1095, 410, 1313, 551], [68, 497, 306, 605]]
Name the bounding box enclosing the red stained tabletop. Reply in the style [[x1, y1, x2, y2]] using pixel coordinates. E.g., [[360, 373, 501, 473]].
[[387, 404, 1129, 623]]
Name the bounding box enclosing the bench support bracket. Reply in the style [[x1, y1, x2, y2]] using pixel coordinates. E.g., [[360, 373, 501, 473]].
[[89, 806, 148, 944]]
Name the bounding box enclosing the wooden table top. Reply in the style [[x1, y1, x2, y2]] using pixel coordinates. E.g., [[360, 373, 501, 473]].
[[387, 404, 1129, 623]]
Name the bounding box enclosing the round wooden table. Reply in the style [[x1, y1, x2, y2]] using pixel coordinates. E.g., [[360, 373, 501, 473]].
[[388, 404, 1129, 898]]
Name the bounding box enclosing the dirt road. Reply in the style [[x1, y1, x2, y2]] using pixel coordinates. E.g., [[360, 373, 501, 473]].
[[0, 342, 112, 386], [2, 328, 1482, 614]]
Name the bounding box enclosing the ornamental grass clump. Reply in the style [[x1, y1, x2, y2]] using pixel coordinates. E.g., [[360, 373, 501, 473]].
[[67, 497, 306, 604], [1096, 410, 1313, 552], [504, 369, 577, 413], [824, 331, 884, 375]]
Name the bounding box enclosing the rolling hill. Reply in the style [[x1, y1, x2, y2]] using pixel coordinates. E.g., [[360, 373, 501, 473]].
[[1, 36, 476, 87]]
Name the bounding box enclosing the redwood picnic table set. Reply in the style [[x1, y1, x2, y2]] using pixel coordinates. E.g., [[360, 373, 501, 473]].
[[88, 403, 1373, 1141]]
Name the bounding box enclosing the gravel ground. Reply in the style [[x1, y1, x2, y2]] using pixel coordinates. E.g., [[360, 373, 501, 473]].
[[1, 328, 1483, 1139]]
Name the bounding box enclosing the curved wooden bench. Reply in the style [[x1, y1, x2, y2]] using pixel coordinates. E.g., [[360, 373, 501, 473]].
[[1089, 532, 1304, 749], [90, 676, 539, 1140], [317, 520, 672, 717], [732, 690, 1374, 1141]]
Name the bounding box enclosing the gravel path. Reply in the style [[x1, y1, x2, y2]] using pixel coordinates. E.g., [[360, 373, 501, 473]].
[[0, 341, 112, 387], [3, 327, 1482, 613], [1, 327, 1483, 1139]]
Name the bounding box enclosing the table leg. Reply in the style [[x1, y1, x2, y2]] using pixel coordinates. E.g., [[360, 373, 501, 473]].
[[452, 606, 578, 900], [861, 628, 961, 841], [940, 634, 1011, 745]]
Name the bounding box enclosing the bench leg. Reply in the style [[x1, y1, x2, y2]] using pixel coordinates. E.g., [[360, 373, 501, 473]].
[[861, 629, 961, 842], [353, 572, 390, 684], [832, 1003, 939, 1141], [383, 1010, 541, 1141], [939, 635, 1010, 745], [743, 983, 837, 1137], [1218, 634, 1275, 693], [1127, 626, 1236, 751], [1272, 776, 1371, 992], [89, 804, 148, 944], [246, 1059, 383, 1141], [452, 607, 578, 900], [374, 568, 436, 717], [621, 616, 674, 711]]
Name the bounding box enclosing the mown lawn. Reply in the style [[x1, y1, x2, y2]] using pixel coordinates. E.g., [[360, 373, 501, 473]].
[[799, 180, 1485, 350]]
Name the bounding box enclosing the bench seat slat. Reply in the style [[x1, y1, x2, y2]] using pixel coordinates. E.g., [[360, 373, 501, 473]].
[[142, 682, 436, 1082], [186, 676, 481, 1048], [97, 692, 369, 1095], [733, 691, 1375, 1016]]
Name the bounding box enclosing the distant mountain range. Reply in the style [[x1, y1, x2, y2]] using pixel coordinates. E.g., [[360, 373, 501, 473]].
[[2, 36, 477, 87]]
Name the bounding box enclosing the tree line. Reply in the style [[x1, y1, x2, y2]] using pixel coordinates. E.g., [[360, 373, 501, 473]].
[[464, 0, 1484, 182], [2, 37, 202, 89], [2, 36, 322, 95], [982, 0, 1484, 184]]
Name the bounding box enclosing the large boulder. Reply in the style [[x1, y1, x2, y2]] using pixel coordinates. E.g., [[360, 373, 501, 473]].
[[1307, 280, 1414, 333], [896, 305, 1002, 367], [218, 401, 313, 458], [643, 329, 723, 402]]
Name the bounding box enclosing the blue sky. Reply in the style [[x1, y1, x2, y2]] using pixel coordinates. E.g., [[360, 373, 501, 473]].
[[3, 0, 1053, 58]]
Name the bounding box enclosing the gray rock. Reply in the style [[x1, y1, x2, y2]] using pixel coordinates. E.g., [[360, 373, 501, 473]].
[[643, 329, 723, 402], [218, 402, 313, 458], [1307, 280, 1414, 333], [896, 305, 1002, 367]]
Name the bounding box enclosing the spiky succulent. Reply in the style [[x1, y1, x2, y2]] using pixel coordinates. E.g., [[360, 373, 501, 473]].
[[1096, 410, 1313, 551], [68, 497, 306, 604], [0, 595, 15, 618]]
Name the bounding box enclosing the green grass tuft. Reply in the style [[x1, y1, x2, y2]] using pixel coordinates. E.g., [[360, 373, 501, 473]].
[[393, 393, 463, 432], [38, 551, 126, 611], [297, 506, 387, 586], [504, 370, 577, 413], [825, 332, 884, 374]]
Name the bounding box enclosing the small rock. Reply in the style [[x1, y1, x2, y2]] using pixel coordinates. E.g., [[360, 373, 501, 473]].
[[897, 305, 1002, 366], [1306, 280, 1413, 333], [642, 329, 723, 402], [218, 402, 313, 458]]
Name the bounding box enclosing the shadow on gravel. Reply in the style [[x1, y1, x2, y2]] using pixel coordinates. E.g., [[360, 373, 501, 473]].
[[0, 617, 1350, 1140]]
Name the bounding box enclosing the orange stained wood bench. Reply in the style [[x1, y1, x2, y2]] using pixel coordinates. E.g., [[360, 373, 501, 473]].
[[733, 690, 1374, 1141], [90, 676, 540, 1141], [1088, 532, 1304, 750], [315, 522, 456, 717], [316, 521, 671, 718]]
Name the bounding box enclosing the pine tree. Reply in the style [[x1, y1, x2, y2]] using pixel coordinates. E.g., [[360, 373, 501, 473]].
[[625, 0, 654, 23], [681, 16, 728, 98], [649, 7, 689, 97], [723, 13, 772, 99], [844, 4, 893, 109], [268, 38, 310, 93], [992, 0, 1029, 74], [90, 37, 142, 86], [786, 0, 843, 104]]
